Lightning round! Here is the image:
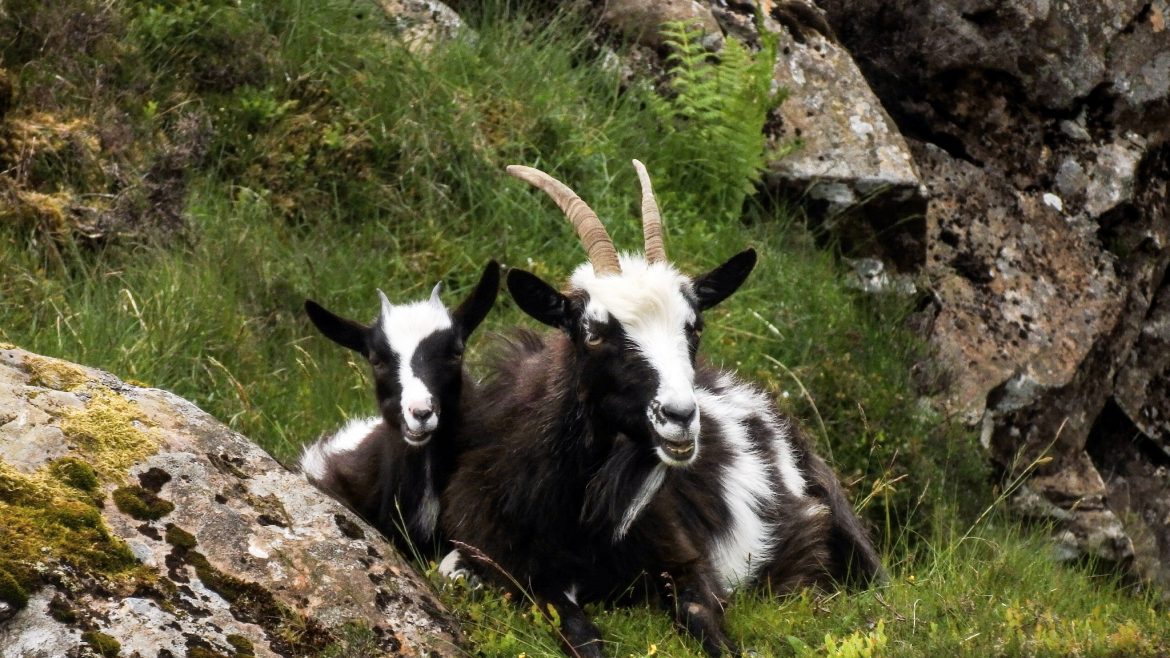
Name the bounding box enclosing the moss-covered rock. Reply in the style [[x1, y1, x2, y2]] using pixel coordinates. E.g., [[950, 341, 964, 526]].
[[49, 457, 100, 493], [226, 633, 255, 657], [0, 346, 462, 655], [81, 630, 122, 657], [59, 389, 158, 482], [0, 566, 29, 611], [164, 523, 197, 551], [22, 355, 93, 391]]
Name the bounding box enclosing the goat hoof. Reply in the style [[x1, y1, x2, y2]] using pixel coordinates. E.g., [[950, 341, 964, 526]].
[[437, 549, 484, 597]]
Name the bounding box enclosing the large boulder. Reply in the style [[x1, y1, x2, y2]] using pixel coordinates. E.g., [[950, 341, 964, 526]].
[[0, 346, 463, 656], [594, 0, 929, 270], [813, 0, 1170, 588]]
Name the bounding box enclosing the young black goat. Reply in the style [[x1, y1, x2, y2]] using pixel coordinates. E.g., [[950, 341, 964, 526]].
[[442, 164, 880, 657], [300, 261, 498, 556]]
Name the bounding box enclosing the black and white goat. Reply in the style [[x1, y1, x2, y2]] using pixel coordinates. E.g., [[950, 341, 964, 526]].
[[300, 261, 499, 556], [442, 164, 881, 657]]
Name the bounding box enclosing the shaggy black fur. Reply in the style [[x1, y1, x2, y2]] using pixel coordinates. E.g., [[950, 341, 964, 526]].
[[443, 254, 881, 658]]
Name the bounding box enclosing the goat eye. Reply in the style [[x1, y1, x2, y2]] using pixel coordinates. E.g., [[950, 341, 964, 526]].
[[585, 333, 604, 347]]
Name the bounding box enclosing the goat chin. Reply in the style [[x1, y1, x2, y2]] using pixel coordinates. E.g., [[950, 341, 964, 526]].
[[649, 428, 699, 467], [400, 423, 434, 447]]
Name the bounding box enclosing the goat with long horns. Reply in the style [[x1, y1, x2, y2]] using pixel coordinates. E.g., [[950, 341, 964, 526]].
[[443, 161, 882, 657]]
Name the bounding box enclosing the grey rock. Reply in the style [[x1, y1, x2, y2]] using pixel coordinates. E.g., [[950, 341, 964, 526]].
[[1115, 275, 1170, 448], [601, 0, 723, 50], [1082, 136, 1146, 217], [816, 0, 1163, 113], [0, 590, 82, 658], [0, 346, 464, 656], [845, 257, 917, 295], [916, 140, 1125, 425], [765, 2, 927, 270], [813, 0, 1170, 585], [379, 0, 466, 53]]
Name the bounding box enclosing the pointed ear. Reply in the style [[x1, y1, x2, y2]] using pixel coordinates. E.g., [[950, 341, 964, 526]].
[[693, 248, 757, 310], [507, 268, 571, 330], [304, 300, 369, 354], [452, 260, 501, 342]]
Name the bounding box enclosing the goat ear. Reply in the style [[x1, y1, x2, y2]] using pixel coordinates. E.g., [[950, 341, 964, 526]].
[[452, 260, 501, 342], [304, 299, 369, 354], [693, 248, 757, 310], [507, 268, 571, 329]]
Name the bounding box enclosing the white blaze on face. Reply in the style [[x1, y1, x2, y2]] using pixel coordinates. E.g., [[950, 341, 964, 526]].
[[571, 255, 701, 465], [378, 283, 453, 445]]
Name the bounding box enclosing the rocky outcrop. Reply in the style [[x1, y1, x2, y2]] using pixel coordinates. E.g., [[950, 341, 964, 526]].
[[759, 2, 927, 271], [810, 0, 1170, 588], [0, 346, 463, 656]]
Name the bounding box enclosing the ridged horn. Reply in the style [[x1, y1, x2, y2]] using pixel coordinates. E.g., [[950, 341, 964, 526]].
[[631, 159, 665, 264], [507, 165, 621, 276]]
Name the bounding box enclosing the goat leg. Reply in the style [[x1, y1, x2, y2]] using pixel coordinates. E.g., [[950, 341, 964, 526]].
[[541, 589, 605, 658], [658, 568, 737, 657]]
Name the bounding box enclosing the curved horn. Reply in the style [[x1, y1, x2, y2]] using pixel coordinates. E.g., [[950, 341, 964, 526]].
[[506, 165, 621, 276], [632, 159, 666, 264]]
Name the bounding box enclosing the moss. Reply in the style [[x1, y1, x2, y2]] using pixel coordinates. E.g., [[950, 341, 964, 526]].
[[0, 457, 139, 608], [23, 354, 92, 391], [48, 498, 105, 529], [187, 647, 229, 658], [0, 567, 29, 611], [81, 630, 122, 657], [49, 457, 99, 493], [112, 485, 174, 521], [225, 634, 254, 657], [47, 594, 77, 624], [164, 523, 197, 551], [59, 389, 159, 483]]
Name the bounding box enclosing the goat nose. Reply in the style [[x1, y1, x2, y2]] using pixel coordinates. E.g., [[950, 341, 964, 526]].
[[411, 407, 434, 422], [661, 401, 696, 426]]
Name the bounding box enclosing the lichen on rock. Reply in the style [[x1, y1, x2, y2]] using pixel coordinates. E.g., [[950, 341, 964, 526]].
[[0, 346, 463, 655]]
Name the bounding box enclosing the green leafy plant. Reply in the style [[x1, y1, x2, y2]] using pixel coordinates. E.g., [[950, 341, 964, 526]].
[[647, 19, 780, 222]]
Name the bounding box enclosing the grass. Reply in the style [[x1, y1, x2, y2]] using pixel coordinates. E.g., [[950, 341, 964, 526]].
[[439, 519, 1168, 657], [1, 0, 1167, 655]]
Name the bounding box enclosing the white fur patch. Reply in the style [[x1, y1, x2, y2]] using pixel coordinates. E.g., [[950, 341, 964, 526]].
[[716, 380, 806, 498], [572, 255, 700, 445], [438, 549, 467, 579], [696, 386, 780, 589], [614, 463, 667, 541], [299, 416, 381, 481], [381, 290, 452, 436]]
